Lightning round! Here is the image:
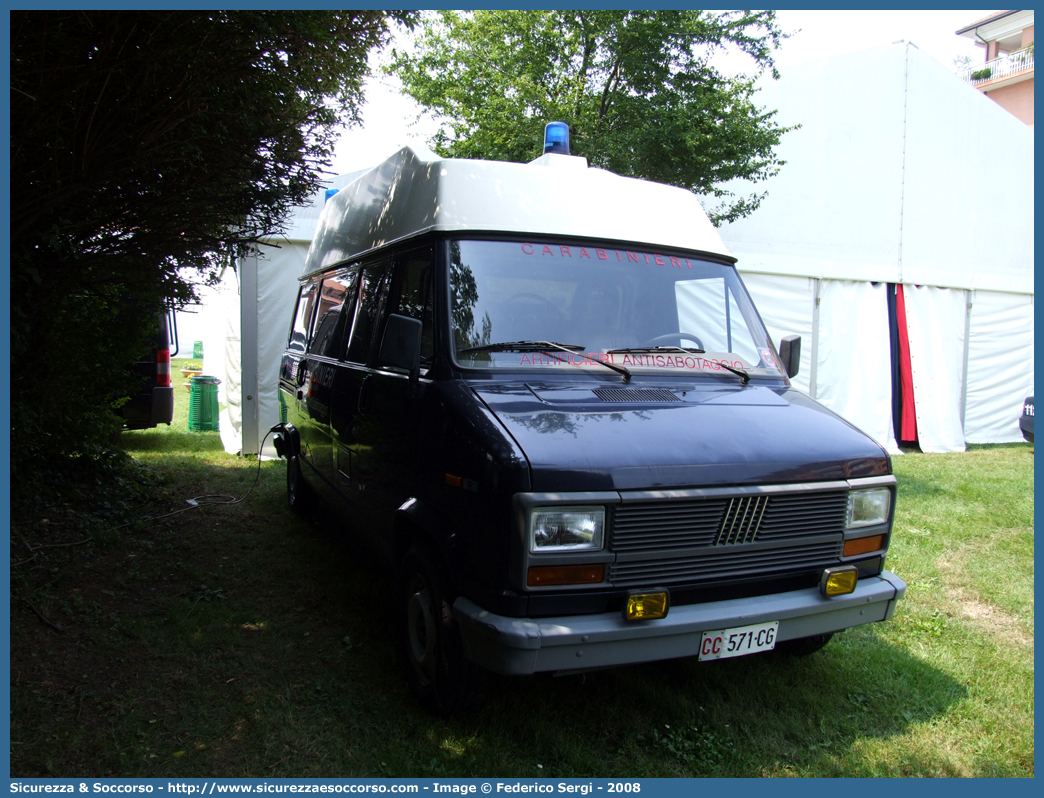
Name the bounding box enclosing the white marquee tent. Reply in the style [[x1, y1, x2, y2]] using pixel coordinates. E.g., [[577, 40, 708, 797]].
[[197, 42, 1032, 459], [717, 42, 1033, 453]]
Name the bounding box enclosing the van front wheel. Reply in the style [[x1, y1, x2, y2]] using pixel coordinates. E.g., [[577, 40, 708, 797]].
[[399, 547, 484, 716], [775, 632, 833, 656]]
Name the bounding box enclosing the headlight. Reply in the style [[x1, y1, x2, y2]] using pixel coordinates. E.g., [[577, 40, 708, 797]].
[[847, 488, 891, 528], [529, 507, 605, 552]]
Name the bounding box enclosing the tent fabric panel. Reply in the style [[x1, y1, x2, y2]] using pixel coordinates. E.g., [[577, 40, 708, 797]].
[[717, 43, 1032, 295], [217, 276, 243, 455], [217, 242, 306, 457], [716, 46, 908, 284], [903, 285, 967, 453], [815, 280, 899, 454], [738, 272, 815, 395], [901, 46, 1034, 295], [174, 266, 242, 455], [963, 290, 1035, 443], [254, 243, 309, 458]]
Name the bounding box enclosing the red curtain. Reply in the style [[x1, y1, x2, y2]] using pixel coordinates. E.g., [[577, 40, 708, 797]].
[[894, 285, 918, 442]]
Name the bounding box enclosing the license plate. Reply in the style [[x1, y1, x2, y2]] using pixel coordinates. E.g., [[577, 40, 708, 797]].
[[699, 621, 779, 661]]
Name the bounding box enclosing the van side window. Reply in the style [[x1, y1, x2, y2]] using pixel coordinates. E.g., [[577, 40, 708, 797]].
[[394, 254, 435, 367], [288, 281, 320, 354], [346, 263, 391, 364], [308, 270, 356, 358]]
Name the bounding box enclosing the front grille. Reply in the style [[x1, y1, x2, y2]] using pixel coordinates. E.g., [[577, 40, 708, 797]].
[[611, 499, 726, 552], [609, 541, 843, 587], [609, 489, 848, 588], [715, 496, 769, 545]]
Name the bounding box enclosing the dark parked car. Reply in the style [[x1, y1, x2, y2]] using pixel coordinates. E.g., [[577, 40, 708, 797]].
[[1019, 396, 1033, 443], [120, 308, 177, 430]]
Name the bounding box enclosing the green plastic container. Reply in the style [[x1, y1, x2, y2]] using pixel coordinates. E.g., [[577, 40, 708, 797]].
[[188, 375, 221, 432], [193, 340, 204, 359]]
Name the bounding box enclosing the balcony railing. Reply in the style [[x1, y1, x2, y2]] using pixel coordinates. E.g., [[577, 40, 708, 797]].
[[959, 48, 1035, 85]]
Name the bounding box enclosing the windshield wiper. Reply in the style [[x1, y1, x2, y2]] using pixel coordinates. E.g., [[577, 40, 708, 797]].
[[459, 340, 631, 382], [459, 340, 586, 354], [607, 345, 706, 354], [718, 362, 750, 384]]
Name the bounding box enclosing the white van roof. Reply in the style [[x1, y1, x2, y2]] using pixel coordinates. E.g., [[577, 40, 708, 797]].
[[303, 144, 733, 275]]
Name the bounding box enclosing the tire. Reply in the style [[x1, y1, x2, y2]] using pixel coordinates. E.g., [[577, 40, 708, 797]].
[[399, 546, 485, 716], [286, 454, 317, 516], [775, 632, 833, 657]]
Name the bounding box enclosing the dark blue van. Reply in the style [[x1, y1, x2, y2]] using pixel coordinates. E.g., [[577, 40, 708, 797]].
[[276, 130, 906, 715]]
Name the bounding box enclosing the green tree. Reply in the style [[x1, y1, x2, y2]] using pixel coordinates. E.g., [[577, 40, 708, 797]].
[[389, 10, 793, 226], [10, 10, 413, 497]]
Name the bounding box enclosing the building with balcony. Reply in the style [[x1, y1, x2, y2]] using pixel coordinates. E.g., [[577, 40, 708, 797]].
[[957, 10, 1034, 125]]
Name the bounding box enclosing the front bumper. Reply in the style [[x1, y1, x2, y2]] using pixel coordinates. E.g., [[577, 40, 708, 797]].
[[1020, 416, 1033, 443], [453, 571, 906, 675]]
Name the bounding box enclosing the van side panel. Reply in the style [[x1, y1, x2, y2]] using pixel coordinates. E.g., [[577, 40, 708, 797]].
[[417, 380, 532, 615]]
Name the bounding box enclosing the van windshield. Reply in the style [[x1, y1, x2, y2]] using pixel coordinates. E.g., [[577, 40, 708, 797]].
[[449, 240, 786, 380]]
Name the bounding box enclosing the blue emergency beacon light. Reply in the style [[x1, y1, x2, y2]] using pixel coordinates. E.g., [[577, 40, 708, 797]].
[[543, 121, 571, 155]]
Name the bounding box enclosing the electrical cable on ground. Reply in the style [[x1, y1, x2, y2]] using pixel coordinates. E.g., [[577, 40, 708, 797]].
[[12, 428, 279, 569]]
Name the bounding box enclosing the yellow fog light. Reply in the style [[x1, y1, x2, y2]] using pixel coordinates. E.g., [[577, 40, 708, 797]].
[[820, 566, 858, 598], [624, 590, 670, 621]]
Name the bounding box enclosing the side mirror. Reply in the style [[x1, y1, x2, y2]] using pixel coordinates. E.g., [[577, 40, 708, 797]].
[[778, 335, 801, 378], [380, 313, 423, 379]]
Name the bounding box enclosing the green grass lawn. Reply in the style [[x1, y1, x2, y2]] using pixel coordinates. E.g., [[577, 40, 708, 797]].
[[9, 387, 1034, 777]]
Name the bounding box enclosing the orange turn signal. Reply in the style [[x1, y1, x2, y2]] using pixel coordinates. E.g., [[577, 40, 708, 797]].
[[843, 534, 885, 557], [527, 564, 605, 587]]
